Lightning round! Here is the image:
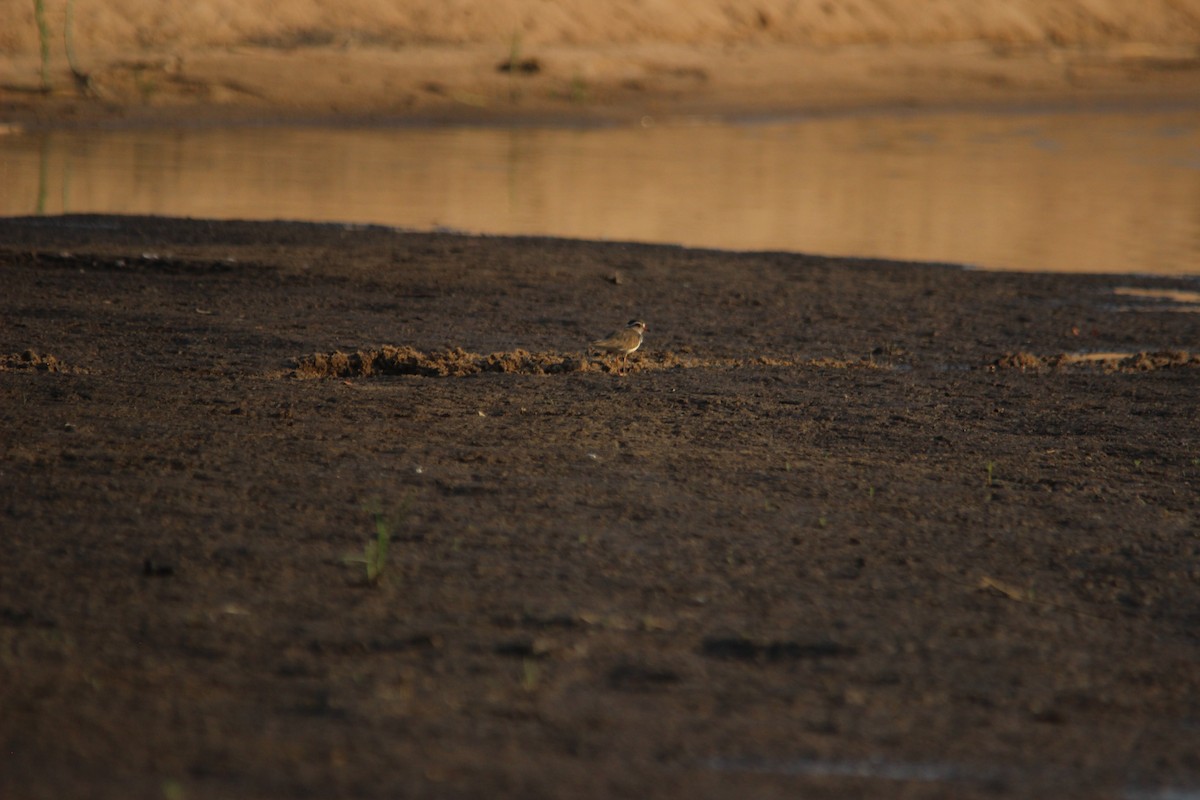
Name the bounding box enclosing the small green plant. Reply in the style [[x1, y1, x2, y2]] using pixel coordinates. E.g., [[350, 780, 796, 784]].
[[521, 658, 540, 692], [507, 32, 523, 75], [64, 0, 78, 68], [33, 0, 51, 90], [31, 0, 88, 93], [569, 74, 589, 104], [364, 510, 390, 584], [985, 461, 995, 487], [345, 496, 411, 586], [135, 67, 159, 102], [64, 0, 90, 91], [506, 32, 523, 103]]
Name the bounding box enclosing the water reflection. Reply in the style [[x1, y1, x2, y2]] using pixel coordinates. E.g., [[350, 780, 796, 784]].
[[2, 108, 1198, 274]]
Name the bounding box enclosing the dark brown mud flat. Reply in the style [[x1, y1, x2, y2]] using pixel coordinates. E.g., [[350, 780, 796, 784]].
[[1, 214, 1198, 800]]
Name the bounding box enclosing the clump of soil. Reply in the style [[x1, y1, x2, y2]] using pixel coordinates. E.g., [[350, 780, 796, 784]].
[[293, 345, 589, 378], [0, 349, 79, 372], [292, 345, 605, 378], [990, 351, 1048, 371], [1115, 350, 1200, 371], [293, 346, 886, 379], [991, 349, 1199, 372]]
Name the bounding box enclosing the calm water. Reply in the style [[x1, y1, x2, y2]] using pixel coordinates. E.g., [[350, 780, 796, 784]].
[[2, 107, 1199, 274]]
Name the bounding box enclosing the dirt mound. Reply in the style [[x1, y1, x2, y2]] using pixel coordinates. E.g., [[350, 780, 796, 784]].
[[990, 351, 1048, 371], [990, 350, 1200, 372], [0, 350, 80, 373], [294, 345, 605, 378], [291, 346, 726, 378], [292, 346, 890, 378]]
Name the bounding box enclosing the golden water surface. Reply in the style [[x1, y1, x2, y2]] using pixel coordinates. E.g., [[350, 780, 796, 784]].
[[2, 108, 1198, 274]]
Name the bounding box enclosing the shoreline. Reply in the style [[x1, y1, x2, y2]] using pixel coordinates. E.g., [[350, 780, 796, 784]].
[[11, 89, 1200, 134], [5, 41, 1200, 131]]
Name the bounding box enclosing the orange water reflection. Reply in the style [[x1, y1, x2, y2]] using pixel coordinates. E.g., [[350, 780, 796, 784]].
[[2, 109, 1198, 274]]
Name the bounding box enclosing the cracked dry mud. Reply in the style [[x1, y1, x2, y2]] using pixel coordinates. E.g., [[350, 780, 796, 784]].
[[1, 215, 1199, 799]]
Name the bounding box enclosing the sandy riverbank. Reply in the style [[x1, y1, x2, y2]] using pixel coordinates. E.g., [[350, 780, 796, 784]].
[[4, 1, 1200, 128]]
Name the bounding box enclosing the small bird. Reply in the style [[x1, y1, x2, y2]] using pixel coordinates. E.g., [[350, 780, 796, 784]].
[[590, 319, 647, 374]]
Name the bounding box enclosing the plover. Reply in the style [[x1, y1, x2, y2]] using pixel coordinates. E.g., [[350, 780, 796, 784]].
[[590, 319, 647, 374]]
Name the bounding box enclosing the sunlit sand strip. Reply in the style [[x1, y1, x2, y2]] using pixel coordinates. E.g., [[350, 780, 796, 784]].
[[1055, 351, 1200, 368], [1112, 287, 1200, 313], [1059, 351, 1138, 363]]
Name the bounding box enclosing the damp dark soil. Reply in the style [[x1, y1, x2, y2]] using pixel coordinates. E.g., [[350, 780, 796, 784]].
[[2, 214, 1199, 799]]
